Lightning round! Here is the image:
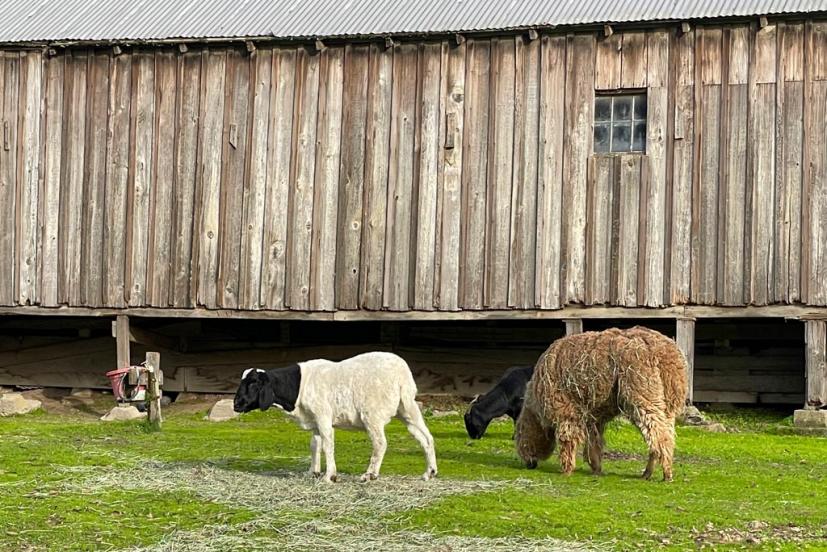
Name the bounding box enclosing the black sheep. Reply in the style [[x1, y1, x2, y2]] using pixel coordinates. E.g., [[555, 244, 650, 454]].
[[464, 365, 534, 439]]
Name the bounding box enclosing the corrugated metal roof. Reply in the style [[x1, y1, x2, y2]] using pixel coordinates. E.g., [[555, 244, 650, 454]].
[[1, 0, 825, 44]]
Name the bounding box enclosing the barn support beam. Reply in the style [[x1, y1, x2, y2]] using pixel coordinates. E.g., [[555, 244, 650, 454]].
[[676, 317, 696, 404], [794, 320, 827, 428], [115, 315, 130, 369], [564, 319, 583, 335]]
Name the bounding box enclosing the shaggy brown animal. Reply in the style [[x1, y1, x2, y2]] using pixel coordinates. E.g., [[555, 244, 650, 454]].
[[515, 327, 688, 481]]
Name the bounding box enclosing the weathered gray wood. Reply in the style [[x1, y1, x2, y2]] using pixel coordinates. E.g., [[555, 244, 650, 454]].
[[412, 42, 442, 310], [676, 318, 696, 403], [383, 43, 418, 311], [196, 50, 227, 309], [721, 82, 748, 305], [435, 41, 465, 311], [620, 31, 647, 88], [594, 32, 621, 90], [564, 318, 583, 335], [0, 55, 12, 306], [17, 51, 41, 306], [360, 44, 392, 310], [171, 52, 201, 308], [805, 80, 827, 305], [127, 52, 156, 307], [484, 37, 515, 309], [536, 35, 566, 309], [781, 80, 804, 303], [335, 45, 369, 310], [285, 48, 319, 310], [103, 53, 131, 308], [310, 47, 344, 311], [40, 54, 64, 307], [586, 156, 613, 304], [804, 320, 826, 408], [116, 314, 130, 368], [261, 48, 296, 310], [508, 36, 539, 309], [561, 34, 595, 304], [616, 155, 641, 306], [460, 39, 490, 309], [145, 351, 162, 428]]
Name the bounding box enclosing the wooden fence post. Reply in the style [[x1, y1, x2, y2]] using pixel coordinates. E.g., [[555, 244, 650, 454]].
[[145, 351, 163, 429], [804, 320, 826, 409], [564, 319, 583, 336], [676, 317, 695, 404]]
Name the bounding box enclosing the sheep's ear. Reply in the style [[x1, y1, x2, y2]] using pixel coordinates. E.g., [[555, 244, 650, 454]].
[[258, 379, 275, 411]]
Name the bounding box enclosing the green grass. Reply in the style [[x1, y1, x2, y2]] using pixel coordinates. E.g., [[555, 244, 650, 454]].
[[0, 406, 824, 551]]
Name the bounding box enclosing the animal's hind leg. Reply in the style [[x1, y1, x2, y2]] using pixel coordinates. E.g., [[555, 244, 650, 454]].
[[361, 421, 388, 482], [584, 419, 608, 475], [629, 407, 675, 481], [557, 420, 585, 476], [397, 396, 437, 480], [309, 432, 322, 476]]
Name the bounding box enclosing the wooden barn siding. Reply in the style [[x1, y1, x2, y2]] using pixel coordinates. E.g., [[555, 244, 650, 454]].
[[0, 21, 826, 313]]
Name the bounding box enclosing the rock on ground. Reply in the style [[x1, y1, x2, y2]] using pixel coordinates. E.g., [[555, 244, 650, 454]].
[[793, 409, 827, 429], [101, 405, 146, 422], [681, 405, 707, 425], [0, 393, 42, 416], [206, 399, 239, 422]]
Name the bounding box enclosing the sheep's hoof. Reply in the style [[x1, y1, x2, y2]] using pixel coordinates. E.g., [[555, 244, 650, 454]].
[[360, 472, 378, 482], [662, 475, 673, 483], [641, 470, 653, 481], [422, 469, 437, 481], [322, 473, 338, 483], [310, 471, 322, 478]]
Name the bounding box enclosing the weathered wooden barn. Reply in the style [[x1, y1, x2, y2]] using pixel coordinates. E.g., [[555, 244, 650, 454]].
[[0, 0, 825, 415]]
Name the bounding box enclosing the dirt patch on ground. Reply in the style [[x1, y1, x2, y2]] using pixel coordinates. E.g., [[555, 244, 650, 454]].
[[686, 521, 827, 547]]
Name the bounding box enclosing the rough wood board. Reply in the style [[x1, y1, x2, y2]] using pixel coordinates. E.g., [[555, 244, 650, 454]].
[[805, 81, 827, 304], [0, 55, 12, 306], [261, 48, 296, 310], [335, 45, 369, 310], [676, 318, 695, 403], [781, 81, 804, 302], [804, 320, 826, 408], [412, 42, 442, 311], [484, 37, 515, 309], [810, 21, 827, 80], [586, 155, 613, 304], [195, 51, 227, 309], [285, 48, 319, 310], [310, 47, 344, 311], [435, 41, 465, 311], [754, 24, 778, 84], [61, 52, 85, 306], [594, 32, 621, 90], [171, 52, 202, 308], [644, 69, 668, 307], [782, 23, 805, 82], [383, 43, 417, 311], [721, 84, 748, 305], [102, 53, 132, 308], [40, 55, 64, 307], [508, 36, 539, 309], [749, 83, 777, 305], [693, 85, 721, 304], [535, 35, 566, 309], [699, 27, 723, 85], [616, 155, 641, 306], [459, 39, 490, 309], [561, 33, 594, 304], [360, 44, 392, 310], [127, 52, 156, 307], [620, 31, 647, 88], [727, 26, 750, 84]]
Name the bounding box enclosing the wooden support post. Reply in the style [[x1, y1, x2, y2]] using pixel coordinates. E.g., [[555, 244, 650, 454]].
[[145, 351, 163, 430], [804, 320, 826, 409], [676, 317, 696, 404], [115, 315, 130, 369], [564, 319, 583, 335]]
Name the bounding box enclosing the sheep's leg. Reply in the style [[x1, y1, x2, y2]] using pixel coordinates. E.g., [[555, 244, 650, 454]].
[[585, 420, 607, 475], [361, 422, 387, 482], [309, 432, 322, 477], [397, 398, 438, 480], [630, 408, 675, 482], [557, 420, 585, 476], [316, 422, 338, 483]]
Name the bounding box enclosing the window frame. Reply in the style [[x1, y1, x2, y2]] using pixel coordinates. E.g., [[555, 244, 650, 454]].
[[593, 90, 648, 155]]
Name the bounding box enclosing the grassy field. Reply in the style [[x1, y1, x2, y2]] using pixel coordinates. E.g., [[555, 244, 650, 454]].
[[0, 400, 824, 551]]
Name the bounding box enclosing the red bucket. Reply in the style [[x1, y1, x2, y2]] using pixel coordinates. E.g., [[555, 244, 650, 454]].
[[105, 367, 131, 401]]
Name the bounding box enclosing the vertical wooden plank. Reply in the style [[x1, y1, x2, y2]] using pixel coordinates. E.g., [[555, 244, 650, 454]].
[[145, 52, 176, 307], [561, 33, 595, 304], [16, 51, 42, 306], [171, 51, 201, 308], [691, 28, 722, 305], [536, 35, 566, 309], [620, 31, 647, 88], [586, 156, 613, 304], [0, 54, 11, 306], [40, 54, 63, 307], [115, 315, 130, 369], [285, 47, 319, 310], [484, 37, 515, 309], [804, 320, 826, 408], [676, 318, 696, 404], [60, 51, 85, 305], [812, 21, 827, 81], [643, 30, 669, 307], [411, 43, 442, 310], [335, 45, 369, 310], [383, 43, 417, 311], [79, 53, 110, 307], [750, 24, 778, 305], [670, 29, 694, 303], [508, 36, 540, 309], [595, 33, 621, 90], [103, 53, 131, 308], [126, 52, 155, 307], [459, 39, 490, 309], [564, 319, 583, 335], [261, 48, 296, 310], [434, 41, 465, 311], [310, 47, 344, 311], [360, 44, 392, 310], [616, 155, 641, 306], [804, 78, 827, 304]]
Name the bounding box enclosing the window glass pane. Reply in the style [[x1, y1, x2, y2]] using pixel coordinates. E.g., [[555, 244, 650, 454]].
[[613, 96, 632, 120], [632, 122, 646, 152], [594, 123, 610, 153], [633, 95, 647, 120], [595, 97, 612, 121], [611, 123, 632, 152]]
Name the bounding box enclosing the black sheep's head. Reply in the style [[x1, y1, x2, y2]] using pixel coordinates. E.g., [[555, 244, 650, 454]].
[[463, 395, 489, 439], [233, 369, 275, 413]]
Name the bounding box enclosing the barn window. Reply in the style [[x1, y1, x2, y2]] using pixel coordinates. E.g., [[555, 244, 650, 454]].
[[593, 93, 647, 153]]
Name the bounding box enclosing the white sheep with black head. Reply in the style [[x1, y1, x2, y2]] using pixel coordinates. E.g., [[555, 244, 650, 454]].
[[233, 352, 437, 483]]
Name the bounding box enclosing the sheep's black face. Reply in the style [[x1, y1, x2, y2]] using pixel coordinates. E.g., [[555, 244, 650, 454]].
[[464, 406, 488, 439], [234, 370, 268, 413]]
